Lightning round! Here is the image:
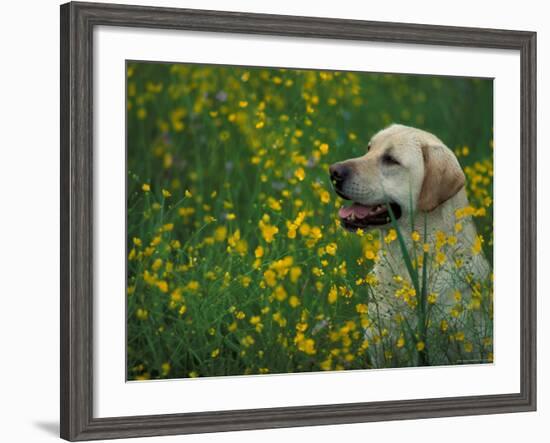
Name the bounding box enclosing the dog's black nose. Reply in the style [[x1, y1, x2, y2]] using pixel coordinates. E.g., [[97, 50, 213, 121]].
[[329, 163, 350, 186]]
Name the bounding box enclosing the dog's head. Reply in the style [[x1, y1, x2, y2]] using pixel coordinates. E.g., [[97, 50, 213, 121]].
[[329, 124, 465, 232]]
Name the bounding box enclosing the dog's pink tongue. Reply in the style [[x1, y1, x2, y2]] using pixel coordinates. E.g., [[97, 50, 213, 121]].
[[338, 203, 371, 219]]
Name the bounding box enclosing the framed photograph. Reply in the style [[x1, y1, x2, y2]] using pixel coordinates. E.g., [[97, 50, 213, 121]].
[[60, 1, 536, 440]]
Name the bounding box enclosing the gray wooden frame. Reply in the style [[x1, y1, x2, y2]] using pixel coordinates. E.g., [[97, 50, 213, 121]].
[[60, 1, 537, 440]]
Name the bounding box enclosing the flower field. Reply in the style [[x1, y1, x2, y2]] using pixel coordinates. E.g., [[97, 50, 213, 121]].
[[126, 62, 493, 380]]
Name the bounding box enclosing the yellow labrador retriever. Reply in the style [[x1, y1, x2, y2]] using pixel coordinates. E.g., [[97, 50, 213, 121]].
[[330, 124, 490, 317]]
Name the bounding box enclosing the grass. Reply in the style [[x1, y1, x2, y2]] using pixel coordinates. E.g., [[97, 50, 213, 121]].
[[126, 62, 493, 380]]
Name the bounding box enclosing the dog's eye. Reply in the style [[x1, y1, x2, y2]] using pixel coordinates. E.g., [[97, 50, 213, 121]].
[[367, 142, 372, 152], [382, 153, 400, 166]]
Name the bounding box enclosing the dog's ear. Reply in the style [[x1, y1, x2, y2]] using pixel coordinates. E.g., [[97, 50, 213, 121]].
[[417, 143, 465, 212]]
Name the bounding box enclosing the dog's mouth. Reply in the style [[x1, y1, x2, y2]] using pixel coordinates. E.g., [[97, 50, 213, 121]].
[[338, 202, 402, 231]]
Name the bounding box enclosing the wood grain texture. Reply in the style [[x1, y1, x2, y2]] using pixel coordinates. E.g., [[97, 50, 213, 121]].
[[60, 2, 537, 441]]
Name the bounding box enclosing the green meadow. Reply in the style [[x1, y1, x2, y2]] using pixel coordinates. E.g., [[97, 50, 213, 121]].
[[126, 62, 493, 380]]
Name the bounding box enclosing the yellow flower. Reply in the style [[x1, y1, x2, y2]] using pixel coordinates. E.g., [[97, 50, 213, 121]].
[[143, 270, 156, 285], [319, 143, 329, 155], [142, 183, 151, 192], [299, 223, 311, 236], [272, 311, 287, 328], [469, 298, 481, 310], [170, 289, 182, 303], [135, 373, 150, 381], [161, 362, 171, 376], [294, 167, 305, 181], [320, 358, 332, 371], [472, 235, 483, 255], [416, 341, 425, 351], [137, 108, 147, 120], [255, 245, 264, 258], [422, 243, 430, 252], [227, 229, 246, 255], [411, 231, 420, 242], [211, 349, 220, 358], [440, 319, 449, 332], [241, 335, 255, 347], [178, 207, 195, 217], [435, 251, 446, 265], [274, 285, 288, 302], [290, 266, 302, 283], [135, 308, 148, 320], [475, 207, 486, 217], [267, 197, 282, 211], [214, 226, 228, 242], [259, 218, 279, 243], [163, 153, 173, 169], [319, 190, 330, 204], [287, 224, 297, 239], [325, 243, 337, 256], [293, 211, 306, 227], [186, 281, 200, 292], [384, 229, 397, 243], [435, 230, 446, 248], [295, 333, 316, 355], [365, 250, 376, 260], [455, 206, 475, 219], [427, 293, 438, 304], [365, 273, 379, 286], [355, 303, 368, 314], [156, 280, 169, 293], [151, 258, 163, 271], [328, 285, 338, 304], [289, 295, 300, 308], [184, 189, 192, 198], [263, 269, 277, 287], [162, 189, 171, 198], [396, 336, 405, 348], [234, 239, 248, 255]]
